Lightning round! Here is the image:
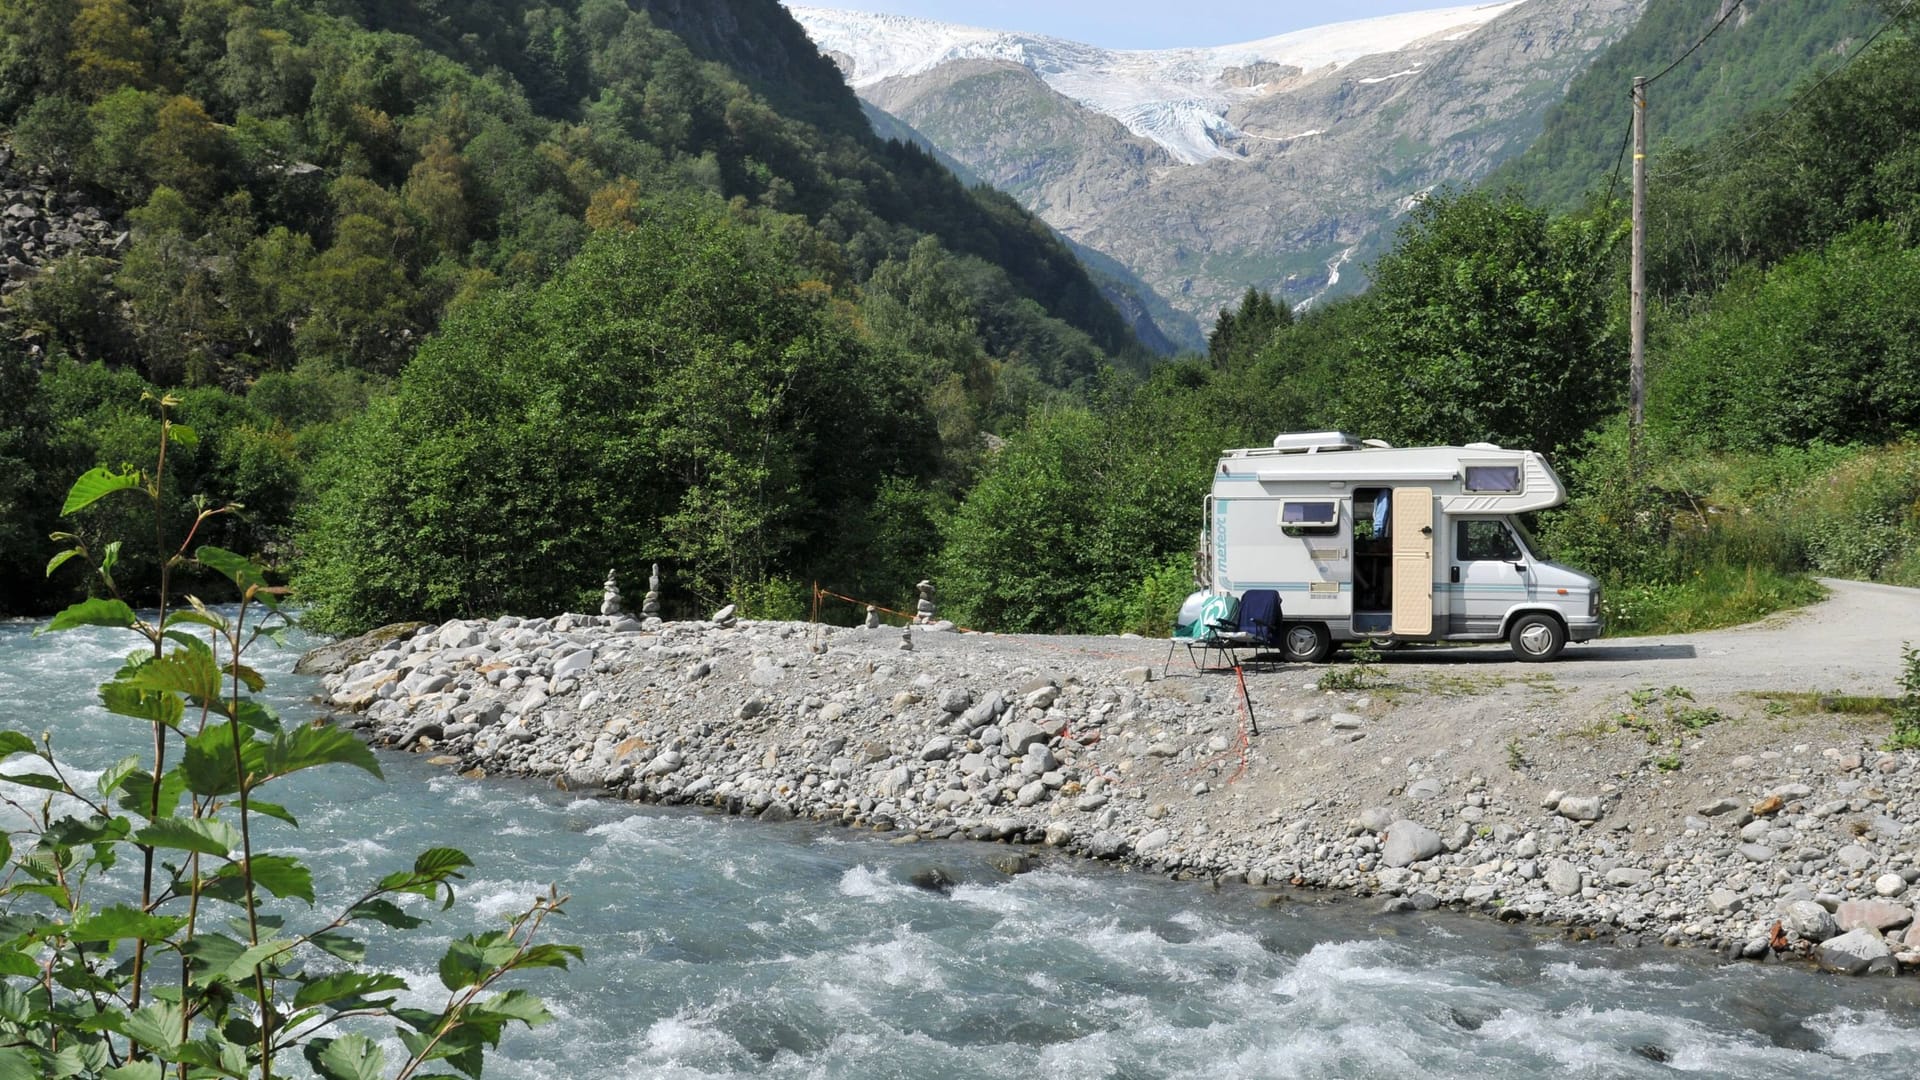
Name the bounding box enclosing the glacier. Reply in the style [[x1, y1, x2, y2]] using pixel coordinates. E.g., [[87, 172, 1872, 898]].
[[787, 2, 1525, 164]]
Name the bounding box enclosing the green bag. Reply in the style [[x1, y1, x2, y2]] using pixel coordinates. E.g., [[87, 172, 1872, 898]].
[[1193, 593, 1239, 642]]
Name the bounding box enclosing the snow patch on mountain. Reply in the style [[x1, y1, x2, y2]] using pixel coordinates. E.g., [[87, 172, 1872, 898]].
[[788, 2, 1525, 163]]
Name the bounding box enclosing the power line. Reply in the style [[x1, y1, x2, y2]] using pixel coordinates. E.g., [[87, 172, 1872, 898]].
[[1601, 112, 1634, 207], [1649, 2, 1913, 181], [1645, 0, 1747, 86]]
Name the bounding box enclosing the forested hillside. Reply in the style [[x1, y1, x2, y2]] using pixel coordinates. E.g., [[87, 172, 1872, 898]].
[[1491, 0, 1883, 209], [0, 0, 1151, 621]]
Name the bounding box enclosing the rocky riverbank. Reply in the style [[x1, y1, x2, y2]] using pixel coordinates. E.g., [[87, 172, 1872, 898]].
[[307, 613, 1920, 976]]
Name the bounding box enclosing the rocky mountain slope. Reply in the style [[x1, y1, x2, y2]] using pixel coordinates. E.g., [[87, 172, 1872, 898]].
[[791, 1, 1642, 322]]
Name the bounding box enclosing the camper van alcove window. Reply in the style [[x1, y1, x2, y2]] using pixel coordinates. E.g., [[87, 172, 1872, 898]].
[[1464, 465, 1522, 493], [1280, 500, 1339, 535]]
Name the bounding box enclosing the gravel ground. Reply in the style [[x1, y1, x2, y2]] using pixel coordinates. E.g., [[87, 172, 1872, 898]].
[[306, 578, 1920, 975]]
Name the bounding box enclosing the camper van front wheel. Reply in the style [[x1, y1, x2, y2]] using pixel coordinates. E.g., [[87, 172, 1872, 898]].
[[1283, 623, 1334, 664], [1508, 613, 1567, 662]]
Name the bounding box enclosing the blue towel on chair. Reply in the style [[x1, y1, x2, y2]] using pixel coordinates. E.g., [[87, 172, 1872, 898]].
[[1235, 589, 1282, 645]]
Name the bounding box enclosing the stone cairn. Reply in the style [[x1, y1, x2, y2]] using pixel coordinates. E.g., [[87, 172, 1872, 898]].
[[599, 569, 622, 617], [914, 580, 938, 625], [899, 624, 913, 651], [864, 605, 879, 629], [642, 563, 662, 620]]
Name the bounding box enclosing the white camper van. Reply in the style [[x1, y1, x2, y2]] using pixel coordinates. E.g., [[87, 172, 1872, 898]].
[[1202, 432, 1602, 662]]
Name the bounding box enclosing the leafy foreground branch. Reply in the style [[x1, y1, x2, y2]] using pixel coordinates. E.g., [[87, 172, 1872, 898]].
[[3, 394, 579, 1079]]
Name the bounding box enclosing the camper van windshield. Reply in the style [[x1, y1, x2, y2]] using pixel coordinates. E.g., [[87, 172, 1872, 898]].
[[1511, 517, 1545, 560]]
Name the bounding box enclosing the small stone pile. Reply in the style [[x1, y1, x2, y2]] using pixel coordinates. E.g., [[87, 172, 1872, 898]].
[[310, 614, 1920, 976]]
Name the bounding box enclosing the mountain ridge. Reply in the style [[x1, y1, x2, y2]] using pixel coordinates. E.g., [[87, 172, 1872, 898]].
[[792, 1, 1642, 323]]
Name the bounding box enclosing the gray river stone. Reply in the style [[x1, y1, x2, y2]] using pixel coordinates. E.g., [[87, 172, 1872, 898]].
[[1785, 901, 1840, 943], [1381, 821, 1443, 868], [1815, 928, 1898, 975], [1546, 860, 1583, 897]]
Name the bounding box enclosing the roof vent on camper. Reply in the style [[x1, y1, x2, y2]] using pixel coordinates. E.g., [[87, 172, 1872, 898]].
[[1463, 441, 1502, 450], [1360, 439, 1392, 449], [1271, 431, 1361, 454]]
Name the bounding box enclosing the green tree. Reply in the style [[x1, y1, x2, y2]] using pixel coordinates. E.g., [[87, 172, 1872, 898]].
[[296, 202, 934, 632], [1343, 190, 1624, 454], [1207, 286, 1290, 371]]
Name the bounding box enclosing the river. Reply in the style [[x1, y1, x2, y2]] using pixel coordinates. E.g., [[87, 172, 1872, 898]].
[[3, 616, 1918, 1078]]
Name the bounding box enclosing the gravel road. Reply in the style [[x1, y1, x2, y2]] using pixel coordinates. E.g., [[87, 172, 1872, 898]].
[[1358, 579, 1920, 697]]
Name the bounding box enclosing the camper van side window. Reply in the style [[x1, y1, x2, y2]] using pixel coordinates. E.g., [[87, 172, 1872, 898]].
[[1464, 465, 1522, 493], [1456, 520, 1521, 562], [1279, 500, 1338, 535]]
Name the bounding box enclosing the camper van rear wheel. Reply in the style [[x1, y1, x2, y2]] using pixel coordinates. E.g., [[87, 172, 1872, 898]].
[[1283, 623, 1334, 664], [1508, 613, 1567, 662]]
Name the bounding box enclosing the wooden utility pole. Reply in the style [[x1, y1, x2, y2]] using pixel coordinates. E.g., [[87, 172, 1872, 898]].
[[1629, 75, 1648, 474]]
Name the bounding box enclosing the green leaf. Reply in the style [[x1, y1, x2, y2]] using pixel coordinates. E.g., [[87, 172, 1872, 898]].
[[99, 539, 121, 578], [134, 816, 240, 858], [44, 813, 128, 847], [308, 1034, 385, 1080], [182, 721, 266, 797], [310, 930, 365, 964], [238, 854, 314, 903], [61, 467, 143, 516], [117, 767, 187, 820], [0, 951, 38, 978], [166, 423, 198, 449], [438, 940, 490, 992], [96, 755, 142, 798], [246, 798, 297, 826], [263, 724, 382, 783], [162, 608, 227, 632], [122, 1001, 184, 1055], [194, 545, 267, 594], [0, 1048, 40, 1080], [3, 772, 69, 792], [40, 598, 136, 634], [44, 548, 83, 578], [181, 934, 247, 987], [414, 847, 474, 878], [474, 988, 554, 1028], [232, 699, 280, 733], [292, 972, 408, 1010], [103, 1060, 165, 1080], [125, 645, 222, 702], [0, 731, 35, 759], [348, 898, 425, 929], [98, 681, 185, 730], [70, 905, 185, 944], [221, 938, 292, 983]]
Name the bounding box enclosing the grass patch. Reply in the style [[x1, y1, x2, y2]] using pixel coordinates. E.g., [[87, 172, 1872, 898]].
[[1746, 690, 1896, 717], [1602, 563, 1825, 636]]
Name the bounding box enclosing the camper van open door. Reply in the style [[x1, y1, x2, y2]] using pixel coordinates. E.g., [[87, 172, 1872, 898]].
[[1390, 487, 1433, 635]]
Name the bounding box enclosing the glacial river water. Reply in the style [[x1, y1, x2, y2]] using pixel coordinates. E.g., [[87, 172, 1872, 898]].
[[4, 616, 1919, 1078]]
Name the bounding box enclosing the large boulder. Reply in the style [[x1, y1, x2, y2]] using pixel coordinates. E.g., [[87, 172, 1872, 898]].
[[1381, 820, 1443, 868], [1814, 928, 1898, 976], [294, 622, 427, 676], [1783, 900, 1840, 943]]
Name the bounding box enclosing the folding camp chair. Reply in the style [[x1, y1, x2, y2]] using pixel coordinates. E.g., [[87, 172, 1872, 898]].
[[1220, 589, 1284, 667], [1164, 591, 1236, 675]]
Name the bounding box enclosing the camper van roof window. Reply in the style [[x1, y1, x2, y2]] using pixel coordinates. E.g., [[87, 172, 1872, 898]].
[[1464, 465, 1522, 493]]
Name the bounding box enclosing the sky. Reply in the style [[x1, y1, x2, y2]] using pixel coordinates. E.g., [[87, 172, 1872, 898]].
[[787, 1, 1477, 50]]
